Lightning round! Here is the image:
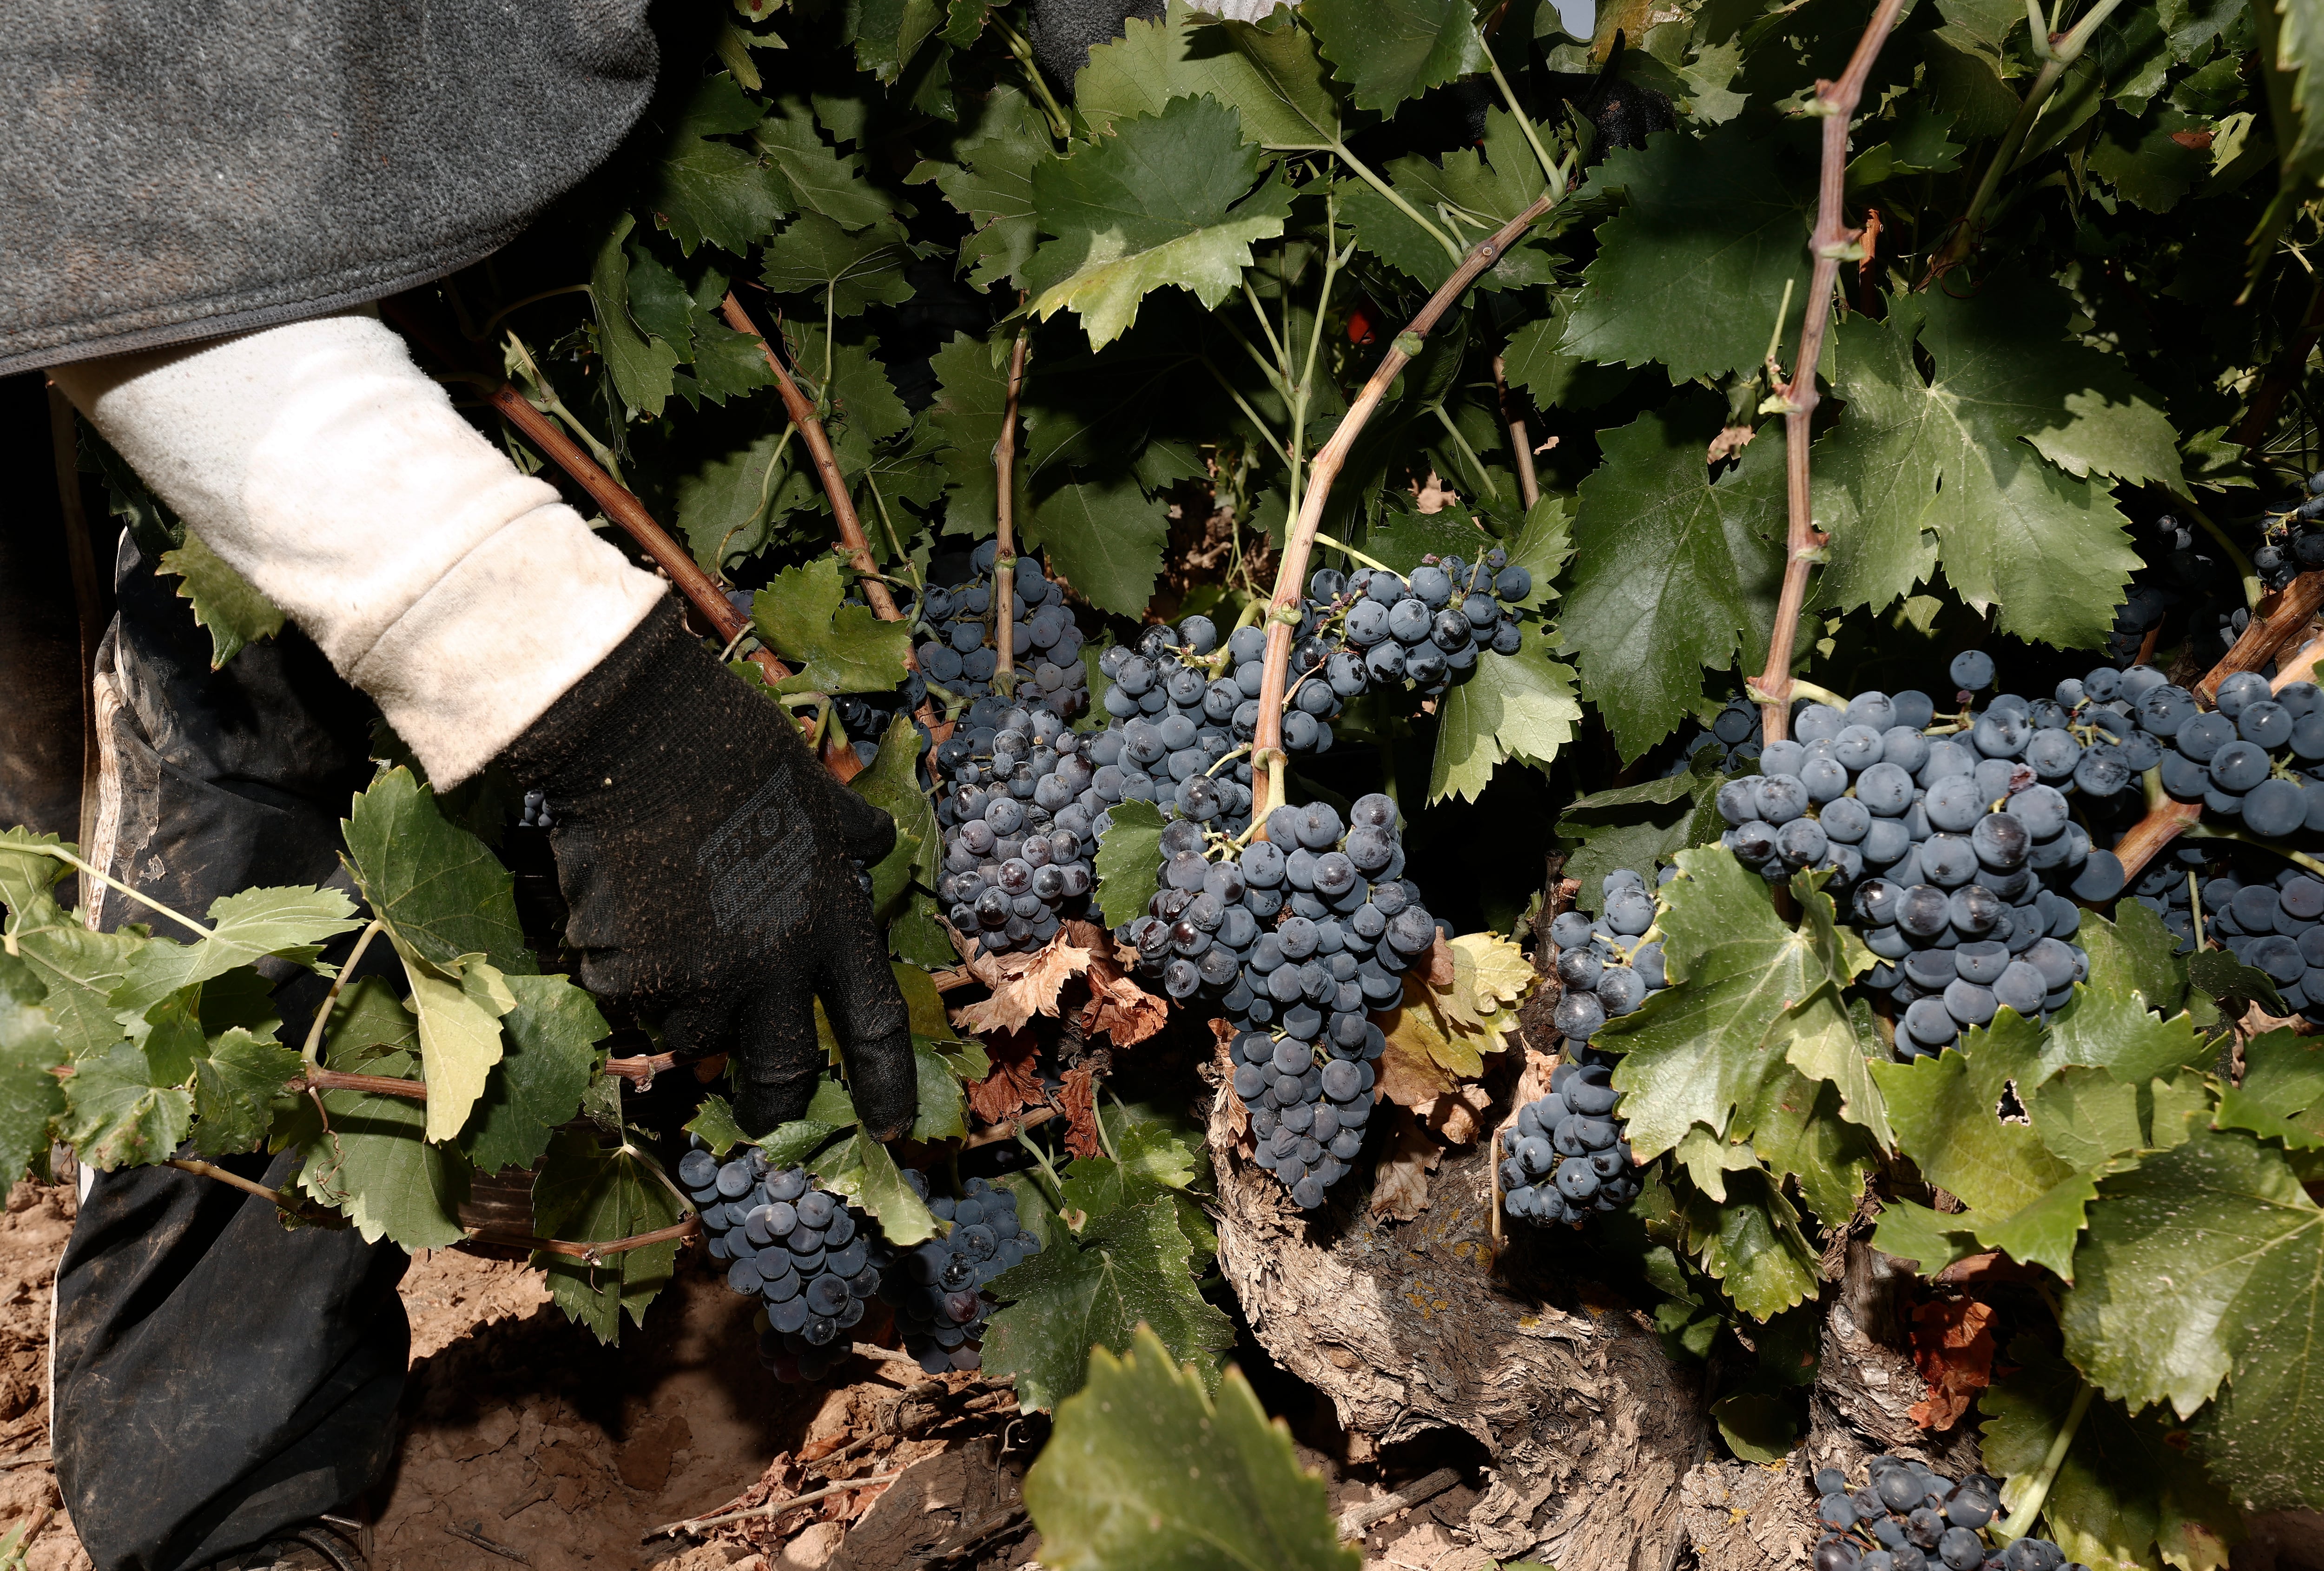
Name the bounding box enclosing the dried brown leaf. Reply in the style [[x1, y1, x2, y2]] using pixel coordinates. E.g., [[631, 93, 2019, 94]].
[[1907, 1296, 1996, 1431], [1374, 1001, 1466, 1107], [1419, 1083, 1495, 1148], [1065, 920, 1169, 1046], [1369, 1104, 1442, 1221], [949, 931, 1093, 1036], [1424, 931, 1457, 989], [964, 1034, 1047, 1124], [1058, 1065, 1103, 1159]]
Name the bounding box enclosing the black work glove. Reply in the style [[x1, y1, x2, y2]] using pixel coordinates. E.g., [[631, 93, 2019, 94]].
[[1029, 0, 1162, 99], [502, 607, 916, 1139]]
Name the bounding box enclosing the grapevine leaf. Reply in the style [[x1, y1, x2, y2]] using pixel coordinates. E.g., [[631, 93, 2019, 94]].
[[1502, 494, 1574, 612], [1812, 284, 2163, 648], [753, 555, 915, 695], [591, 215, 681, 418], [812, 1128, 941, 1244], [1600, 848, 1864, 1162], [2023, 1066, 2147, 1172], [1714, 1393, 1800, 1464], [984, 1196, 1235, 1410], [1095, 799, 1168, 926], [1556, 758, 1730, 911], [1302, 0, 1486, 115], [0, 832, 154, 1059], [783, 328, 912, 470], [155, 530, 283, 669], [2062, 1123, 2324, 1515], [340, 768, 536, 975], [1379, 983, 1482, 1086], [60, 1042, 191, 1170], [1026, 473, 1171, 620], [296, 1020, 472, 1250], [2039, 978, 2214, 1085], [2215, 1028, 2324, 1149], [754, 98, 895, 229], [1558, 124, 1812, 383], [1680, 1167, 1821, 1320], [1427, 931, 1538, 1048], [912, 1041, 970, 1143], [1023, 1324, 1357, 1571], [686, 1094, 753, 1157], [1058, 1105, 1211, 1248], [1426, 632, 1580, 803], [2185, 948, 2286, 1014], [675, 429, 815, 570], [399, 951, 512, 1144], [1871, 1197, 1981, 1274], [1565, 395, 1786, 760], [1503, 304, 1637, 415], [679, 317, 779, 406], [928, 332, 1032, 536], [759, 213, 921, 316], [926, 86, 1050, 290], [189, 1030, 304, 1158], [1077, 1, 1337, 145], [851, 0, 945, 81], [1871, 1011, 2100, 1276], [529, 1126, 685, 1344], [645, 73, 789, 255], [1025, 95, 1295, 350], [0, 956, 65, 1183], [854, 713, 942, 902], [459, 973, 607, 1175], [2078, 900, 2189, 1014], [1980, 1337, 2242, 1571], [111, 885, 360, 1016]]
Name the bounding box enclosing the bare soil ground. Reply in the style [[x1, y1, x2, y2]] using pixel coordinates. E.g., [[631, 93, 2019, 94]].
[[0, 1181, 1498, 1571]]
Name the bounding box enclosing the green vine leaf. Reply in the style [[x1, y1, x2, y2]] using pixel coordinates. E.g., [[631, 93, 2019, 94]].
[[1026, 95, 1295, 350], [1303, 0, 1486, 115], [1811, 281, 2171, 649], [1564, 394, 1786, 760], [1426, 630, 1580, 803], [110, 885, 360, 1017], [459, 974, 607, 1175], [0, 956, 65, 1184], [1980, 1336, 2241, 1571], [753, 555, 915, 696], [529, 1127, 686, 1345], [1095, 798, 1168, 927], [2062, 1124, 2324, 1509], [155, 530, 283, 670], [189, 1030, 304, 1158], [644, 73, 789, 256], [295, 978, 471, 1249], [2215, 1029, 2324, 1149], [983, 1196, 1235, 1411], [1024, 1324, 1358, 1571], [341, 769, 535, 976]]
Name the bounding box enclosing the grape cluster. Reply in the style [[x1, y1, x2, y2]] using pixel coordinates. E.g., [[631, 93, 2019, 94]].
[[926, 551, 1100, 955], [1667, 694, 1765, 777], [2131, 848, 2324, 1022], [2254, 472, 2324, 593], [877, 1170, 1039, 1375], [2136, 667, 2324, 833], [914, 542, 1088, 709], [1542, 870, 1669, 1051], [1327, 552, 1532, 698], [1092, 616, 1263, 831], [1714, 651, 2147, 1056], [680, 1142, 883, 1383], [1502, 1056, 1641, 1225], [1810, 1455, 2081, 1571], [518, 788, 554, 829], [1129, 794, 1433, 1208]]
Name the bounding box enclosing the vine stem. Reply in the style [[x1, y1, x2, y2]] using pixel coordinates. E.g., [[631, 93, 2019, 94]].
[[300, 918, 385, 1066], [1923, 0, 2128, 285], [27, 845, 210, 941], [1998, 1379, 2094, 1539], [1250, 172, 1570, 819], [1749, 0, 1912, 746], [2233, 278, 2324, 449], [1492, 354, 1542, 509], [719, 293, 901, 623], [994, 323, 1030, 686]]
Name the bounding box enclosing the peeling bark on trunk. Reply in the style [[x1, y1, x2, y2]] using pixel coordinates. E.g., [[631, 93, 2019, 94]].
[[1680, 1458, 1816, 1571], [1207, 1082, 1704, 1570], [1806, 1243, 1983, 1479]]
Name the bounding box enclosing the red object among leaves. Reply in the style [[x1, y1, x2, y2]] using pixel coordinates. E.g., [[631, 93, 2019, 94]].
[[1908, 1296, 1997, 1430], [1347, 300, 1380, 345]]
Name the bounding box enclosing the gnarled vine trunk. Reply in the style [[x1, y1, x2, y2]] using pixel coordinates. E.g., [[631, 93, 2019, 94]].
[[1205, 1079, 1704, 1569]]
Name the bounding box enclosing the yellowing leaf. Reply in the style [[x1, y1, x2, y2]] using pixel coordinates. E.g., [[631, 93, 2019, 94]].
[[403, 949, 513, 1144]]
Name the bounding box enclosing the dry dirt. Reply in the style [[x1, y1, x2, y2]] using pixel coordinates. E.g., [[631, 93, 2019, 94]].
[[0, 1180, 1518, 1571]]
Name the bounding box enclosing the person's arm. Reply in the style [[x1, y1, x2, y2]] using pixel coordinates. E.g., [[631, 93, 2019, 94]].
[[53, 312, 916, 1138]]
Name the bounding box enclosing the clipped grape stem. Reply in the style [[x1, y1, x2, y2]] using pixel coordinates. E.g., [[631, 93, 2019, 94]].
[[1250, 176, 1571, 821], [1750, 0, 1912, 746], [719, 292, 902, 624], [994, 322, 1031, 687]]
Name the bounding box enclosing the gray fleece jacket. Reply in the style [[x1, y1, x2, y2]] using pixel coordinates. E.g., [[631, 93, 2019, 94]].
[[0, 0, 659, 377]]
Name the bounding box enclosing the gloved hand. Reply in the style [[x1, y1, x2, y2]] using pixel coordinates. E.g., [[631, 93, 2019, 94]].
[[502, 607, 917, 1139]]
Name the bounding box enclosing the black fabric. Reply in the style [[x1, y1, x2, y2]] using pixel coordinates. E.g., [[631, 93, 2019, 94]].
[[0, 0, 658, 376], [53, 530, 408, 1571], [0, 374, 91, 840], [1028, 0, 1165, 98], [502, 606, 917, 1139]]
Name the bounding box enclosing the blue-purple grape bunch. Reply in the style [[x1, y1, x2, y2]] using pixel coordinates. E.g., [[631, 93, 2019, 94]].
[[1502, 1056, 1643, 1226], [680, 1141, 883, 1383], [2130, 667, 2324, 834], [1810, 1453, 2080, 1571], [2253, 472, 2324, 593], [1327, 550, 1533, 699], [913, 541, 1088, 711], [875, 1170, 1039, 1375]]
